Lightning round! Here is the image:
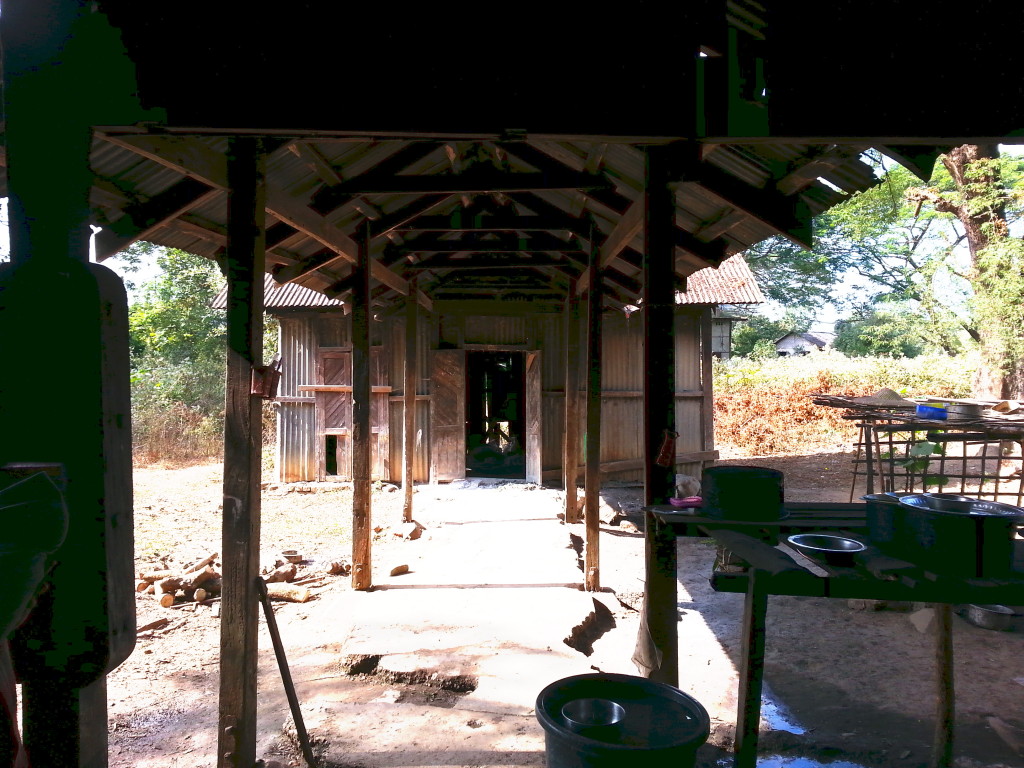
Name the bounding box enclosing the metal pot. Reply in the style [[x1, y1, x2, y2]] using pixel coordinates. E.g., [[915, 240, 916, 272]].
[[964, 604, 1017, 631], [946, 402, 985, 419], [897, 494, 1024, 577]]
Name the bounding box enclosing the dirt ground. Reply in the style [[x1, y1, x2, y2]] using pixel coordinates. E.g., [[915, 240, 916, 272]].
[[103, 446, 1024, 768]]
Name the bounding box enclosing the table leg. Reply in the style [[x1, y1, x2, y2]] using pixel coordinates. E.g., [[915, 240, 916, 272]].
[[636, 509, 679, 685], [864, 423, 875, 495], [735, 570, 768, 768], [930, 603, 955, 768]]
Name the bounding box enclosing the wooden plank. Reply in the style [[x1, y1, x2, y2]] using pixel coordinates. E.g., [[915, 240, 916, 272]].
[[392, 213, 585, 233], [218, 137, 266, 768], [577, 200, 643, 294], [323, 169, 612, 196], [398, 232, 584, 253], [94, 178, 220, 260], [735, 570, 770, 768], [351, 220, 373, 591], [525, 350, 542, 484], [644, 145, 678, 504], [584, 235, 603, 592], [430, 350, 467, 482], [563, 280, 582, 523], [403, 286, 417, 521], [297, 385, 392, 393], [700, 307, 715, 455]]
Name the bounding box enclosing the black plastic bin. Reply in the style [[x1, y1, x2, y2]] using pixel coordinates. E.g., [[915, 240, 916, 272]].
[[536, 673, 710, 768]]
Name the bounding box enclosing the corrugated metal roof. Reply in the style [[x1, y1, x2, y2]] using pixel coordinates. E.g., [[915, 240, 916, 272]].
[[677, 255, 764, 305], [78, 130, 884, 310], [211, 275, 345, 309]]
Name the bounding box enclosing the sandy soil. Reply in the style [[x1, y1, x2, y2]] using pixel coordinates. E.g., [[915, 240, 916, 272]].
[[103, 447, 1024, 768]]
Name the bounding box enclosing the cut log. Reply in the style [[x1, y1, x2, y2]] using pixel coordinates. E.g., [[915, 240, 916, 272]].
[[184, 552, 219, 573], [136, 580, 151, 593], [136, 617, 171, 633], [156, 592, 176, 608], [186, 565, 218, 589], [325, 560, 350, 576], [146, 584, 156, 595], [138, 569, 175, 583], [263, 563, 297, 584], [265, 583, 311, 603], [193, 588, 208, 603], [156, 576, 185, 594]]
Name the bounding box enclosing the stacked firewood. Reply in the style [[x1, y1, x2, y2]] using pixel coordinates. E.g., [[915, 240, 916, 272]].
[[136, 551, 353, 608]]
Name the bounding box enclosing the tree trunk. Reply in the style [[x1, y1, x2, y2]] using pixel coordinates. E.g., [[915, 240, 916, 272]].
[[937, 145, 1023, 399]]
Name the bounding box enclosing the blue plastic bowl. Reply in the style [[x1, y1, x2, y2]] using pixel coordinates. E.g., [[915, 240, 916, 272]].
[[915, 404, 948, 420]]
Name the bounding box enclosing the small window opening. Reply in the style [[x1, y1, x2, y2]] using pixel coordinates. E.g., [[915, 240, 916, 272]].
[[325, 435, 338, 475]]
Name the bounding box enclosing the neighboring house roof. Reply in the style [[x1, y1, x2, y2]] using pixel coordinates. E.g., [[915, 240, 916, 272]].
[[677, 255, 764, 306], [775, 331, 830, 348], [211, 275, 344, 310]]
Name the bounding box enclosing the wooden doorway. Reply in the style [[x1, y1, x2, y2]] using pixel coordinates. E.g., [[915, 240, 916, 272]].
[[430, 349, 542, 483]]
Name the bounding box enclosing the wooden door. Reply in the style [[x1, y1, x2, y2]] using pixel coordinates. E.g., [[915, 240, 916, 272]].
[[317, 348, 389, 481], [525, 350, 542, 483], [431, 349, 466, 481], [317, 350, 352, 480]]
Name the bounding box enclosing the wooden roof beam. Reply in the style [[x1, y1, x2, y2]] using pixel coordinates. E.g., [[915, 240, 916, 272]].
[[368, 194, 455, 239], [93, 177, 220, 260], [288, 142, 345, 186], [310, 142, 442, 214], [321, 168, 613, 196], [683, 162, 813, 249], [402, 254, 578, 271], [390, 212, 585, 234], [101, 133, 418, 301], [775, 145, 867, 195], [395, 232, 584, 253], [577, 199, 643, 294]]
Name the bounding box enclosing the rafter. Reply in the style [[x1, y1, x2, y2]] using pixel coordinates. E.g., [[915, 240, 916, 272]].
[[775, 145, 867, 194], [94, 177, 220, 260], [391, 211, 585, 234], [320, 168, 612, 196], [577, 199, 643, 293], [101, 133, 419, 301], [310, 142, 441, 213], [396, 232, 583, 253], [402, 254, 577, 271], [288, 142, 345, 186]]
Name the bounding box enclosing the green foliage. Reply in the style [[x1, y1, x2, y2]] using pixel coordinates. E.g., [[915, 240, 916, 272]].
[[731, 311, 811, 357], [833, 303, 950, 358], [128, 248, 227, 461]]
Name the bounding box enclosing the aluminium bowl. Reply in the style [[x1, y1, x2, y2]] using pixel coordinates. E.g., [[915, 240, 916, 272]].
[[786, 533, 867, 566]]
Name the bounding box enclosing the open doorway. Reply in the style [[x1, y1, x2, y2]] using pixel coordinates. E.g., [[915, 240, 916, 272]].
[[465, 351, 526, 478]]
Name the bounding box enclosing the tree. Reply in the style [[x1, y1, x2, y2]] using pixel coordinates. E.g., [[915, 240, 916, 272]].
[[731, 311, 811, 357], [833, 303, 937, 358], [746, 146, 1024, 392], [128, 248, 227, 413], [905, 146, 1024, 397]]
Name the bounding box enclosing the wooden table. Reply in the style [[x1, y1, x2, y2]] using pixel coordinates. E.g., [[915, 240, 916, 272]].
[[639, 502, 1024, 768]]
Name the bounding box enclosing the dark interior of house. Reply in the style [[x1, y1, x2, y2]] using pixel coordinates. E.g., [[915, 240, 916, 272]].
[[465, 352, 525, 478]]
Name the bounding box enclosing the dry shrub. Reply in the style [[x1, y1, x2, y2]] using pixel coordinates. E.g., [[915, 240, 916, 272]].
[[133, 401, 223, 466], [714, 352, 973, 455]]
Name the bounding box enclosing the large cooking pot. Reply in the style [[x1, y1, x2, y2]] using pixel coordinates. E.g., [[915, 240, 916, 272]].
[[701, 465, 785, 522], [896, 494, 1024, 578]]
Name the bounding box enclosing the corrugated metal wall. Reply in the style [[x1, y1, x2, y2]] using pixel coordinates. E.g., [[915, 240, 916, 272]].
[[277, 316, 318, 482], [278, 305, 711, 487]]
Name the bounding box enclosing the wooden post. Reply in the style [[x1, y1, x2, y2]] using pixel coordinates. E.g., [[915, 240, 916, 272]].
[[643, 144, 678, 505], [403, 281, 418, 522], [584, 233, 603, 591], [700, 306, 715, 456], [352, 220, 373, 590], [638, 144, 680, 683], [735, 570, 769, 768], [563, 278, 582, 523], [218, 137, 266, 768], [930, 603, 955, 768]]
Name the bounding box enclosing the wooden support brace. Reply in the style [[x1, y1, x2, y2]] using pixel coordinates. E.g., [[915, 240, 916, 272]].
[[563, 279, 582, 523], [403, 282, 418, 522], [584, 235, 603, 592]]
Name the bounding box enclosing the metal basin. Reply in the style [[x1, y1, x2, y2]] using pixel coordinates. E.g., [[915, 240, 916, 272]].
[[787, 533, 866, 566]]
